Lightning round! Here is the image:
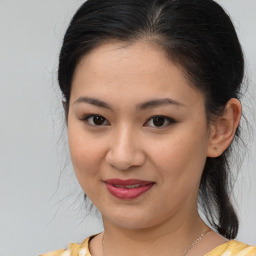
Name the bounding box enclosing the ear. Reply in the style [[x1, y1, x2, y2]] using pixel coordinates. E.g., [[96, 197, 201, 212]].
[[207, 98, 242, 157], [62, 101, 68, 123]]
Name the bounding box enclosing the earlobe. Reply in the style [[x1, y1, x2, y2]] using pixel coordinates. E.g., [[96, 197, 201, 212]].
[[207, 98, 242, 157]]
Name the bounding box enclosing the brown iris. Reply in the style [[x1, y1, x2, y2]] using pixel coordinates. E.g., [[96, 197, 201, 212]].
[[93, 115, 106, 125], [152, 117, 165, 127]]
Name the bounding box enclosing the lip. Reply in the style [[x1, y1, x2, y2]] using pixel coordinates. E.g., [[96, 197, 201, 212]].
[[104, 179, 155, 200]]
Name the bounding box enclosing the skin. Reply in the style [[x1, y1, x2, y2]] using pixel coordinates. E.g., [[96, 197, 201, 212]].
[[67, 40, 241, 256]]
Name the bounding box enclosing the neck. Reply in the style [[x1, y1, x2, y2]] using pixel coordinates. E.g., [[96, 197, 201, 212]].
[[102, 210, 208, 256]]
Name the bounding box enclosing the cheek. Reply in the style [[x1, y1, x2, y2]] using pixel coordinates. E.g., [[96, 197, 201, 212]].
[[67, 124, 104, 185], [151, 124, 208, 182], [68, 133, 107, 203]]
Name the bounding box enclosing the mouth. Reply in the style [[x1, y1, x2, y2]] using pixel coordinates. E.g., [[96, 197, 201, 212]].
[[112, 184, 143, 188], [104, 179, 155, 200]]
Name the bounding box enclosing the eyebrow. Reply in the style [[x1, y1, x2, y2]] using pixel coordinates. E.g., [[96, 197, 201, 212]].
[[137, 98, 185, 110], [73, 96, 113, 110], [73, 96, 185, 110]]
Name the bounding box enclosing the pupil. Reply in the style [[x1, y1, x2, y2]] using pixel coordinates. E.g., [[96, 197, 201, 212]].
[[93, 116, 105, 125], [153, 117, 165, 127]]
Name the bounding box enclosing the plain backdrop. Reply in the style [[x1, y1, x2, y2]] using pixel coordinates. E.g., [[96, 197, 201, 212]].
[[0, 1, 255, 255]]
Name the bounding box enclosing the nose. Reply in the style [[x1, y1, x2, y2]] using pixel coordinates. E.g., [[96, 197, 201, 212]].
[[105, 126, 145, 171]]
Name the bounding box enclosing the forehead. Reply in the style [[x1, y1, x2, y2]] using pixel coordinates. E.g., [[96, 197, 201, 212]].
[[71, 40, 204, 108], [74, 40, 171, 80]]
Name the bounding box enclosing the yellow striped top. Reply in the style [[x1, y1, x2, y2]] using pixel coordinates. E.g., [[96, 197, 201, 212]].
[[40, 237, 256, 256]]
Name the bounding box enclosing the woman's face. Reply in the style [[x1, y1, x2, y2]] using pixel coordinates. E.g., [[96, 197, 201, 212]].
[[68, 41, 212, 230]]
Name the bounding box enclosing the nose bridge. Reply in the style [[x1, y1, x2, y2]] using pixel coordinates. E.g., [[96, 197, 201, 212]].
[[115, 125, 136, 154], [106, 124, 144, 170]]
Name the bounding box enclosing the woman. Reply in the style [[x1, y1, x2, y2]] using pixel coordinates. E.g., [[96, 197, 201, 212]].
[[41, 0, 256, 255]]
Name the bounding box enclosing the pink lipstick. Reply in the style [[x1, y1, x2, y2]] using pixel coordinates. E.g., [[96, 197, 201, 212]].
[[104, 179, 155, 200]]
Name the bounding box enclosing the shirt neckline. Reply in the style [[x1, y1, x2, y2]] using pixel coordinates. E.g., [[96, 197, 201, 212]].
[[82, 235, 234, 256]]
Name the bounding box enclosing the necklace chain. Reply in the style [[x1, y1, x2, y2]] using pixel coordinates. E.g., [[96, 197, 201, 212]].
[[182, 229, 210, 256], [102, 229, 210, 256]]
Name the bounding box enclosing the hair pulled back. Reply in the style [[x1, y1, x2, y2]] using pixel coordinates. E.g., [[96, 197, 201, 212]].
[[58, 0, 244, 239]]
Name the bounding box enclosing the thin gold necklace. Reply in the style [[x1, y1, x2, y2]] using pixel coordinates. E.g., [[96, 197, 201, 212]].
[[102, 229, 211, 256], [182, 229, 211, 256]]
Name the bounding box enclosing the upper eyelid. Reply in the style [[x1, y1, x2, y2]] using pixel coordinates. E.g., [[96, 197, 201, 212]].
[[81, 114, 103, 119], [81, 114, 106, 120]]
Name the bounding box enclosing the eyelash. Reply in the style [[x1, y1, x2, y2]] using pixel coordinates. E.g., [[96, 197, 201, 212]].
[[81, 114, 176, 128]]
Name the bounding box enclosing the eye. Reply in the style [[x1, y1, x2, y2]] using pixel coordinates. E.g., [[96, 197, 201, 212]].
[[145, 115, 175, 128], [82, 114, 110, 126]]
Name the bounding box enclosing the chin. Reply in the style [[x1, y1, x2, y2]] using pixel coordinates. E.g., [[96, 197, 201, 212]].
[[109, 217, 152, 230], [102, 207, 172, 231]]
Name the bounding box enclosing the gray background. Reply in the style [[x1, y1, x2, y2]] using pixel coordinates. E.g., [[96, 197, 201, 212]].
[[0, 1, 255, 255]]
